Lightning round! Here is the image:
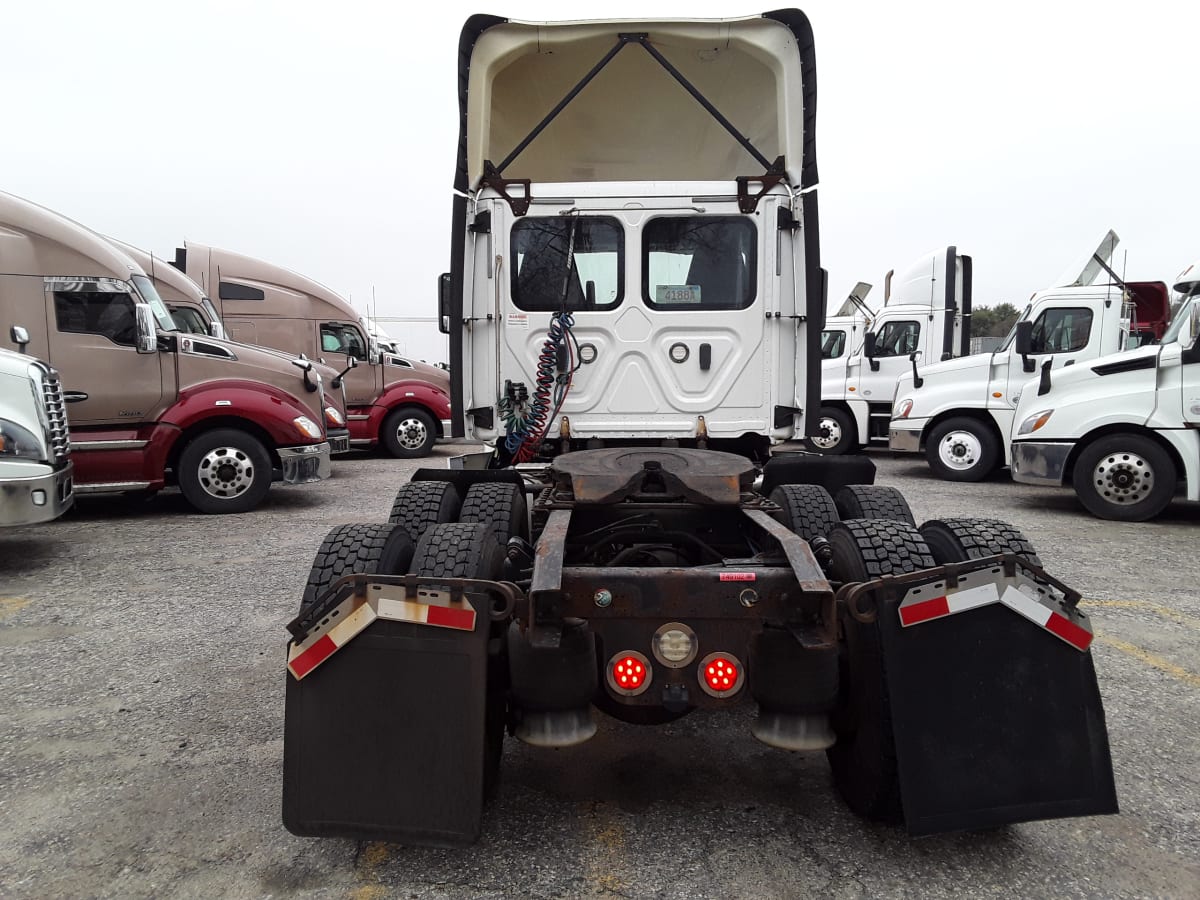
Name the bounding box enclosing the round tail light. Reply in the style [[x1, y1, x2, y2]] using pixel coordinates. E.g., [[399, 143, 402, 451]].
[[607, 650, 652, 696], [698, 652, 744, 698]]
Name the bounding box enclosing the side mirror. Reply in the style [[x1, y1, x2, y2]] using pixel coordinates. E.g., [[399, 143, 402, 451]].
[[585, 280, 596, 309], [438, 272, 451, 335], [863, 331, 880, 371], [134, 303, 158, 354], [1015, 320, 1034, 372], [10, 325, 30, 353], [209, 321, 227, 340], [909, 350, 924, 389]]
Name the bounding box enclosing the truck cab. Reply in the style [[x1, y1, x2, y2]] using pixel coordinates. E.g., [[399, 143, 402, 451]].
[[174, 244, 451, 458], [890, 231, 1170, 481], [811, 248, 971, 453], [0, 191, 332, 514], [0, 342, 73, 526], [1010, 261, 1200, 520]]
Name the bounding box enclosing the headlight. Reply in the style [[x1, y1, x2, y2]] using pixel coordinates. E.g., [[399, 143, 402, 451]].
[[0, 418, 45, 460], [895, 399, 914, 419], [292, 415, 323, 440], [1018, 410, 1054, 435], [324, 405, 346, 427]]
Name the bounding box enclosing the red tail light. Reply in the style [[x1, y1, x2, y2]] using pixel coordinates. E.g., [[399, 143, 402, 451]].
[[698, 652, 743, 698], [606, 650, 652, 696]]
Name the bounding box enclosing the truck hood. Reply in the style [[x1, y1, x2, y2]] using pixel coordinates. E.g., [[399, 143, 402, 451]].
[[895, 352, 992, 393], [383, 356, 450, 392], [1038, 344, 1161, 395], [176, 333, 328, 415]]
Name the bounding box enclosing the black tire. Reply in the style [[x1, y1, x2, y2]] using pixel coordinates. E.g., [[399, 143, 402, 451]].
[[825, 518, 934, 824], [1072, 433, 1176, 522], [769, 484, 840, 544], [834, 485, 915, 526], [459, 482, 530, 543], [381, 406, 436, 458], [920, 517, 1042, 567], [409, 523, 508, 790], [387, 481, 461, 542], [300, 522, 415, 610], [177, 427, 273, 514], [806, 406, 857, 455], [925, 416, 1000, 482]]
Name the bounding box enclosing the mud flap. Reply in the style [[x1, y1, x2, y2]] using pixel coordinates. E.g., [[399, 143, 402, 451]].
[[875, 580, 1118, 835], [283, 587, 493, 846]]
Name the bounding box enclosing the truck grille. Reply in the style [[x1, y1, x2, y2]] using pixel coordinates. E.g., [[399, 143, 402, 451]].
[[40, 371, 71, 463]]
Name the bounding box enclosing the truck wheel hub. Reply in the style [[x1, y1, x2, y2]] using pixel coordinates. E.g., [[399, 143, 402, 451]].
[[198, 447, 254, 498], [396, 417, 428, 450], [1094, 453, 1151, 503], [938, 431, 980, 470], [812, 417, 842, 449]]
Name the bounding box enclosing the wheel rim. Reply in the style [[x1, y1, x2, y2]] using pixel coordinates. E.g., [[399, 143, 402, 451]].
[[1092, 452, 1153, 505], [394, 417, 429, 451], [197, 446, 255, 499], [811, 416, 843, 451], [937, 430, 982, 471]]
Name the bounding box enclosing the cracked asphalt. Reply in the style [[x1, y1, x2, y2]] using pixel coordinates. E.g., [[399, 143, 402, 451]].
[[1, 446, 1197, 899]]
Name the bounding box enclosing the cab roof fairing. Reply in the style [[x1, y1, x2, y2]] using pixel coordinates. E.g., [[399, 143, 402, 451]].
[[453, 10, 818, 193]]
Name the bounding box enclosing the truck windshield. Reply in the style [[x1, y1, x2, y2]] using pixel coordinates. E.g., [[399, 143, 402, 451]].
[[1161, 295, 1197, 345], [130, 275, 179, 331], [511, 217, 623, 312]]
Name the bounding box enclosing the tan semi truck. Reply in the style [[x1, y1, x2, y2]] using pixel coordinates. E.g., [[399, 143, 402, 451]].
[[109, 239, 352, 456], [0, 191, 333, 514], [173, 243, 452, 458]]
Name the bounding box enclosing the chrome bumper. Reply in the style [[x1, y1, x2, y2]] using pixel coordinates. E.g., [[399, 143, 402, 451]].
[[0, 461, 74, 526], [327, 429, 352, 456], [888, 425, 922, 454], [1011, 441, 1073, 487], [278, 443, 332, 485]]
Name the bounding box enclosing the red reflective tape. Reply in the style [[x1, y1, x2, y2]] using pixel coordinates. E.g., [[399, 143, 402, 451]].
[[425, 604, 476, 631], [289, 634, 337, 679], [898, 596, 950, 626], [1045, 612, 1093, 651], [720, 573, 757, 582]]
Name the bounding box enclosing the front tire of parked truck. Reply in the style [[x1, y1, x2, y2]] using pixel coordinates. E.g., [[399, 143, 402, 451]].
[[382, 406, 436, 458], [177, 428, 273, 514], [925, 417, 999, 482], [1072, 433, 1176, 522], [806, 407, 857, 455]]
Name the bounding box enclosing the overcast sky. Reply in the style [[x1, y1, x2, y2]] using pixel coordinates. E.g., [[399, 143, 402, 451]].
[[3, 0, 1196, 325]]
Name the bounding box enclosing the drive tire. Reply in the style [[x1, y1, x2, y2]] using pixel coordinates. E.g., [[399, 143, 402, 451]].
[[925, 417, 1000, 482], [920, 517, 1042, 567], [769, 484, 840, 544], [387, 481, 461, 542], [300, 522, 415, 611], [825, 519, 934, 824], [806, 406, 857, 455], [459, 482, 530, 542], [1072, 433, 1176, 522], [834, 485, 915, 526], [382, 406, 436, 458], [409, 522, 508, 792], [177, 428, 273, 515]]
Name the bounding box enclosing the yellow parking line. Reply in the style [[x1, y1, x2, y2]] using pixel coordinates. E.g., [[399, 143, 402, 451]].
[[1094, 634, 1200, 689], [0, 597, 31, 621], [351, 842, 390, 900], [1084, 599, 1200, 632]]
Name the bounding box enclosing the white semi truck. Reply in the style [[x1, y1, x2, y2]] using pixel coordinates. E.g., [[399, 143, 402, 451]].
[[811, 247, 972, 453], [0, 341, 73, 526], [282, 9, 1116, 846], [1010, 262, 1200, 520], [889, 232, 1170, 481]]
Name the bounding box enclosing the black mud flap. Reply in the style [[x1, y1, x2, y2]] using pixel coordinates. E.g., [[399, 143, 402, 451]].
[[283, 595, 492, 846], [760, 453, 875, 497], [877, 596, 1118, 835]]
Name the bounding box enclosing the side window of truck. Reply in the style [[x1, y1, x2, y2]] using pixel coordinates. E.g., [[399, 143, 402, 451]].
[[510, 216, 623, 312], [1030, 308, 1093, 353], [643, 216, 756, 311], [170, 306, 209, 335], [53, 291, 138, 346], [320, 324, 367, 360], [874, 320, 920, 357], [821, 330, 847, 359]]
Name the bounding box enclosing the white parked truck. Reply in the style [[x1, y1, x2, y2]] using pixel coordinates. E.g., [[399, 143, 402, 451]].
[[811, 247, 972, 453], [1010, 262, 1200, 520], [890, 231, 1170, 481], [283, 9, 1116, 847], [0, 341, 73, 526]]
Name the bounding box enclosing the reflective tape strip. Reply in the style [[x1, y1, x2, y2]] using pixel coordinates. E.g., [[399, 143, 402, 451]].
[[377, 596, 476, 632], [898, 583, 999, 627], [1000, 586, 1092, 651], [287, 598, 378, 680]]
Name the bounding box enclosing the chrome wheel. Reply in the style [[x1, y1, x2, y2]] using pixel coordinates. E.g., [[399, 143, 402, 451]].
[[936, 430, 982, 473], [811, 416, 843, 451], [197, 446, 255, 499], [394, 416, 430, 452], [1092, 452, 1154, 505]]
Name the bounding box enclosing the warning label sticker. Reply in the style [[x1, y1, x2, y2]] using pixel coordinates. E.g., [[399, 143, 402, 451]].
[[719, 573, 757, 582], [507, 313, 529, 329]]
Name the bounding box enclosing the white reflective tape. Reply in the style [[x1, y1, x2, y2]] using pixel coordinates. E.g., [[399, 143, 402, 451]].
[[377, 596, 431, 625], [1000, 585, 1053, 628], [946, 582, 1000, 614]]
